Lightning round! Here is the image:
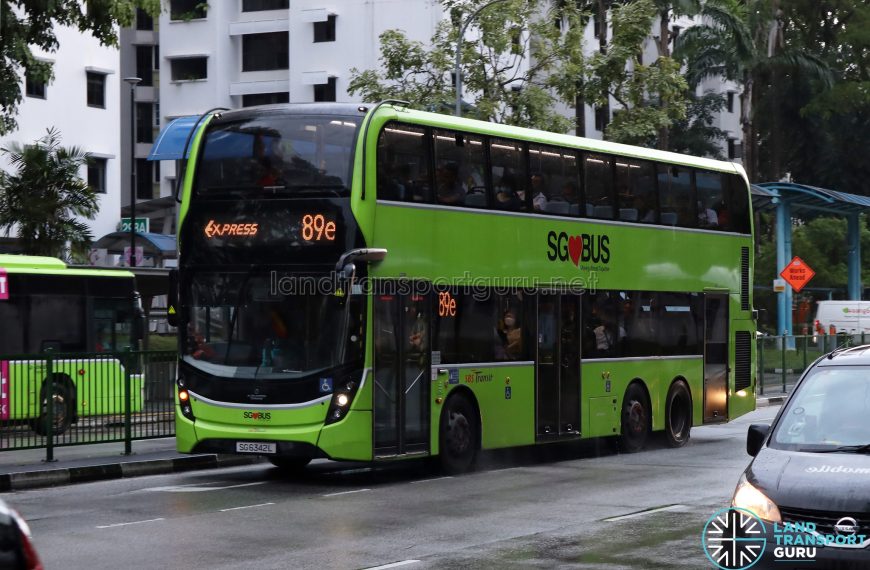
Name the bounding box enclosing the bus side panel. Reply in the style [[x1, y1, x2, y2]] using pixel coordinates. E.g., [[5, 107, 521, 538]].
[[433, 364, 535, 452], [581, 358, 703, 437], [729, 317, 757, 421], [317, 411, 373, 461], [7, 361, 39, 420]]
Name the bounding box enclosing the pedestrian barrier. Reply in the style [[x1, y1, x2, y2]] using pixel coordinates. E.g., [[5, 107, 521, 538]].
[[0, 348, 176, 461], [756, 333, 866, 396]]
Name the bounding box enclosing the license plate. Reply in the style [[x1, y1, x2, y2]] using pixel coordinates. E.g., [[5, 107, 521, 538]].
[[236, 441, 276, 454]]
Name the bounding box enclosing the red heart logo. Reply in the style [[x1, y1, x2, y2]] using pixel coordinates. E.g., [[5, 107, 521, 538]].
[[568, 235, 581, 266]]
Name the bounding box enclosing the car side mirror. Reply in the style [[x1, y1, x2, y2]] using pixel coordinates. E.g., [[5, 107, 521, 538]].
[[167, 269, 179, 328], [747, 424, 770, 457]]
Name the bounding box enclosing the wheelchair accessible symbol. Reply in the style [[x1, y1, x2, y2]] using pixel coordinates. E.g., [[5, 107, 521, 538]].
[[319, 377, 333, 393]]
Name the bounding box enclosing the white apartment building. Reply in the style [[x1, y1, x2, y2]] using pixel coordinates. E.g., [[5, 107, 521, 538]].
[[0, 25, 123, 250]]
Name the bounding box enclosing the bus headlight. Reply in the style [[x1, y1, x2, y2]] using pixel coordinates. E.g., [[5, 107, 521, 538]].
[[325, 378, 360, 425], [732, 475, 781, 523], [177, 377, 195, 422]]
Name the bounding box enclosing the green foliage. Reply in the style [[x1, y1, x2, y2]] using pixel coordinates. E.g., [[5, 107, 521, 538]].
[[667, 92, 728, 159], [0, 128, 99, 260], [583, 0, 689, 145], [349, 0, 587, 132], [0, 0, 161, 135]]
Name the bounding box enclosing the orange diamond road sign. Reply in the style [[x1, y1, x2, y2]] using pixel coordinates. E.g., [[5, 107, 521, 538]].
[[780, 256, 815, 293]]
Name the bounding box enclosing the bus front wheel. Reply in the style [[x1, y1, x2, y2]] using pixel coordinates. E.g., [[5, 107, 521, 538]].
[[619, 383, 650, 453], [664, 381, 692, 448], [33, 380, 73, 436], [439, 394, 479, 474]]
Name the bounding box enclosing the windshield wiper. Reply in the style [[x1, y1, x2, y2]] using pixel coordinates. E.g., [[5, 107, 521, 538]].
[[815, 444, 870, 454]]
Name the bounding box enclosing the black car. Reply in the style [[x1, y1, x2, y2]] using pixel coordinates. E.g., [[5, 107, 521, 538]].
[[732, 345, 870, 569], [0, 498, 41, 570]]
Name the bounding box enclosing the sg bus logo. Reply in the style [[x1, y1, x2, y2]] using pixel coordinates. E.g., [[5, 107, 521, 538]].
[[243, 411, 272, 421], [546, 231, 610, 266]]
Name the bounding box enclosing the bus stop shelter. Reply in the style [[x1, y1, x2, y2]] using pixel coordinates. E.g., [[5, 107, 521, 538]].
[[751, 182, 870, 336]]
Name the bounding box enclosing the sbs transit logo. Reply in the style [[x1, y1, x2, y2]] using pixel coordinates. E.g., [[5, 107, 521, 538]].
[[546, 230, 610, 267]]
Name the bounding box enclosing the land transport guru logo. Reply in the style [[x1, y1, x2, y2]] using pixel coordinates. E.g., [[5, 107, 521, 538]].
[[546, 230, 610, 267], [702, 508, 767, 570]]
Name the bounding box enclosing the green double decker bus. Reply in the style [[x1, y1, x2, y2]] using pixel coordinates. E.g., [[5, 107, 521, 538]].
[[0, 255, 144, 435], [172, 102, 755, 472]]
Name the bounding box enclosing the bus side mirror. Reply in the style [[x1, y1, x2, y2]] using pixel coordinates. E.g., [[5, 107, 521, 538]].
[[133, 312, 146, 344], [747, 424, 770, 457], [167, 269, 179, 328]]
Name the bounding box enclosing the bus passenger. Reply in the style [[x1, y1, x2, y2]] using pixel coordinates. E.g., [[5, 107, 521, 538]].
[[530, 174, 549, 211], [436, 162, 465, 205], [497, 309, 523, 360], [495, 171, 523, 209]]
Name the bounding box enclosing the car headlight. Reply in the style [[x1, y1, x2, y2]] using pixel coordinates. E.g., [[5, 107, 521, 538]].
[[732, 474, 781, 523]]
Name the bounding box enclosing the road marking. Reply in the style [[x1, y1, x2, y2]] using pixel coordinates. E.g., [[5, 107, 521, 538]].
[[97, 517, 165, 529], [604, 504, 688, 522], [323, 488, 371, 497], [364, 560, 421, 570], [220, 502, 275, 512], [410, 476, 453, 484], [142, 481, 267, 493]]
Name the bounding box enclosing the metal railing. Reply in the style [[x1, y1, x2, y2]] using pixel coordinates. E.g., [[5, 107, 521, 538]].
[[0, 349, 176, 461], [757, 333, 868, 396]]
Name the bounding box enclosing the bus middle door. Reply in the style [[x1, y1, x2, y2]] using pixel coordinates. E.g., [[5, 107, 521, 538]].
[[536, 294, 581, 438], [372, 289, 430, 457]]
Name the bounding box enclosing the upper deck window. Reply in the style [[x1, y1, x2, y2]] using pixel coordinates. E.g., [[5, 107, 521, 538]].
[[195, 114, 360, 198]]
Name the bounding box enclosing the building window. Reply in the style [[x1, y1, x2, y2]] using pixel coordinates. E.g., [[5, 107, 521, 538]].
[[726, 91, 735, 113], [169, 0, 207, 21], [153, 162, 161, 184], [136, 103, 154, 144], [153, 45, 160, 70], [313, 15, 336, 43], [313, 77, 336, 102], [170, 57, 207, 81], [242, 0, 288, 11], [87, 158, 107, 194], [242, 92, 289, 107], [136, 159, 153, 200], [242, 32, 289, 71], [25, 72, 46, 99], [136, 8, 154, 30], [594, 105, 609, 132], [136, 45, 153, 86], [154, 103, 161, 127], [728, 139, 742, 160], [86, 72, 106, 108]]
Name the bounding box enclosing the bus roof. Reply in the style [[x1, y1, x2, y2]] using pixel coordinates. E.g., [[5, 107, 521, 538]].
[[376, 105, 746, 176], [0, 254, 134, 278]]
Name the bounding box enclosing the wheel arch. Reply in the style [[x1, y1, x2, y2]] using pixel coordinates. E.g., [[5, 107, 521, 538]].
[[442, 386, 482, 449], [42, 373, 77, 421]]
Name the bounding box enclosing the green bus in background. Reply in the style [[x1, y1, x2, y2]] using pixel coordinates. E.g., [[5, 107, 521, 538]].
[[171, 102, 755, 473], [0, 255, 144, 434]]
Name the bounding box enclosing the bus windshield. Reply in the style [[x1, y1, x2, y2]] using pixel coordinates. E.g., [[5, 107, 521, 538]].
[[195, 114, 361, 197], [183, 271, 364, 379]]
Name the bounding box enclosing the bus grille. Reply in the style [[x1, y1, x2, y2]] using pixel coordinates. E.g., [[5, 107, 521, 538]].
[[741, 247, 750, 311], [735, 331, 752, 391]]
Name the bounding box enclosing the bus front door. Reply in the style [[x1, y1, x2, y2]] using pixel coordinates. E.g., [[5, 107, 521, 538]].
[[703, 293, 729, 423], [373, 291, 430, 457], [536, 295, 581, 438]]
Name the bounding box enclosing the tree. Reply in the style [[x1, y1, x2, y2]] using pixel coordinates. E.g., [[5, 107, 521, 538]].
[[349, 0, 588, 133], [0, 0, 161, 135], [0, 128, 99, 260], [582, 0, 689, 146], [675, 0, 832, 180], [667, 92, 728, 158]]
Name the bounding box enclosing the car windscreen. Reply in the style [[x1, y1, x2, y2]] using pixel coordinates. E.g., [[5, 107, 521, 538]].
[[195, 115, 361, 197], [770, 366, 870, 451]]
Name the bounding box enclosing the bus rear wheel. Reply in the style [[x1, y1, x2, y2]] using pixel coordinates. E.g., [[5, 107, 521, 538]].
[[619, 383, 650, 453], [32, 380, 73, 436], [664, 381, 692, 448], [268, 457, 311, 472], [439, 394, 479, 474]]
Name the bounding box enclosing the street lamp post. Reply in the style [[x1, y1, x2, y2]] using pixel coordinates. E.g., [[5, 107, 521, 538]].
[[123, 77, 142, 268], [454, 0, 511, 117]]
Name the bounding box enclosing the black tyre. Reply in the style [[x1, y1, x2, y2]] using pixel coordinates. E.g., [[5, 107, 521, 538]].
[[268, 457, 311, 472], [439, 394, 479, 474], [664, 380, 692, 448], [33, 380, 73, 436], [619, 383, 650, 453]]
